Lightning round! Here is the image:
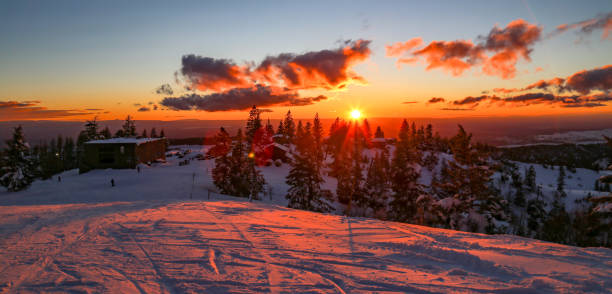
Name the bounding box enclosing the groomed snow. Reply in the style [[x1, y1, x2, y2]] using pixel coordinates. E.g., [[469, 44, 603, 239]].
[[0, 146, 611, 293]]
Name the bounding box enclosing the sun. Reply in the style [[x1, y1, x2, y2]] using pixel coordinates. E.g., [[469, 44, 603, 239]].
[[350, 109, 361, 119]]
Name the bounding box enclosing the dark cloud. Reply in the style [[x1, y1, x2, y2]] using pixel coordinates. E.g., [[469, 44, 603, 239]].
[[167, 40, 370, 111], [386, 19, 541, 79], [0, 100, 94, 120], [427, 97, 445, 104], [441, 108, 474, 111], [160, 85, 327, 112], [492, 65, 610, 95], [0, 101, 40, 108], [180, 55, 250, 91], [133, 103, 141, 107], [551, 12, 612, 40], [448, 92, 611, 108], [564, 65, 612, 94], [254, 39, 371, 90], [85, 108, 104, 111], [137, 106, 151, 112], [155, 83, 174, 95]]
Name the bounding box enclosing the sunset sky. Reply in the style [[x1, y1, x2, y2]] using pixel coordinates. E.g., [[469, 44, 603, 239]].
[[1, 0, 611, 121]]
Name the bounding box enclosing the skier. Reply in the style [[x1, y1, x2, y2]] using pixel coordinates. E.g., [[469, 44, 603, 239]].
[[111, 178, 115, 187]]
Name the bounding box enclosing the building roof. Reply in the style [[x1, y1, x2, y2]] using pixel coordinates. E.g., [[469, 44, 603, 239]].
[[85, 137, 164, 145]]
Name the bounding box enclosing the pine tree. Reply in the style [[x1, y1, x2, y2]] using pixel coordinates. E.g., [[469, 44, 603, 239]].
[[0, 126, 37, 192], [276, 120, 285, 144], [525, 165, 536, 192], [374, 126, 384, 138], [362, 118, 372, 146], [286, 118, 333, 212], [312, 113, 325, 169], [364, 152, 390, 218], [150, 127, 158, 138], [160, 129, 165, 138], [141, 129, 148, 138], [212, 127, 232, 193], [246, 105, 262, 145], [100, 126, 111, 139], [433, 125, 503, 233], [389, 119, 423, 222], [283, 110, 296, 145], [122, 115, 137, 137], [63, 137, 75, 170]]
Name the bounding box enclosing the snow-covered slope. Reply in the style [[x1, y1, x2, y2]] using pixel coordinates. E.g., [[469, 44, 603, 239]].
[[1, 146, 611, 293]]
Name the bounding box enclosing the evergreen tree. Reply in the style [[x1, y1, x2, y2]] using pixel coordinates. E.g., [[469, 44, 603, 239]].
[[525, 165, 536, 192], [246, 105, 262, 145], [389, 119, 424, 222], [526, 186, 546, 238], [212, 127, 232, 193], [285, 117, 333, 212], [63, 137, 76, 170], [374, 126, 384, 138], [276, 120, 285, 144], [122, 115, 137, 137], [364, 151, 390, 218], [100, 126, 111, 139], [362, 118, 372, 146], [265, 119, 274, 136], [114, 129, 125, 138], [141, 129, 148, 138], [160, 129, 165, 138], [0, 126, 37, 192], [312, 113, 325, 169], [432, 125, 503, 233], [150, 127, 158, 138], [283, 110, 296, 145]]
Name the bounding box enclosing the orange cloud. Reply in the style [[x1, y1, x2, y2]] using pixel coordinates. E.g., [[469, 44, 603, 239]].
[[386, 19, 542, 79], [0, 100, 95, 120], [551, 12, 612, 40]]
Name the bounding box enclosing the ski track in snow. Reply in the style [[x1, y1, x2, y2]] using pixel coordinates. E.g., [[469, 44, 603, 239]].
[[0, 145, 610, 293]]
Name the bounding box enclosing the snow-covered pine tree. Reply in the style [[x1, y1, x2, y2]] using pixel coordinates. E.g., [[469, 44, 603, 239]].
[[285, 117, 333, 212], [389, 119, 424, 223], [364, 151, 390, 218], [0, 126, 37, 192], [433, 125, 504, 233]]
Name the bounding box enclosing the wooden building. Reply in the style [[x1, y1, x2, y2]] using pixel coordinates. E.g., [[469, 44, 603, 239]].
[[79, 138, 166, 173]]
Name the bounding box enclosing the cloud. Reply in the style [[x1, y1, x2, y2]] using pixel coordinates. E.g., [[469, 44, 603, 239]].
[[84, 108, 104, 111], [491, 65, 611, 94], [441, 107, 474, 111], [160, 85, 327, 112], [137, 106, 151, 112], [254, 39, 371, 90], [402, 101, 418, 104], [155, 84, 174, 95], [564, 64, 612, 94], [167, 40, 370, 112], [180, 55, 250, 91], [427, 97, 445, 104], [386, 19, 542, 79], [178, 40, 371, 92], [447, 92, 611, 108], [551, 12, 612, 40], [133, 103, 141, 107], [0, 100, 94, 120]]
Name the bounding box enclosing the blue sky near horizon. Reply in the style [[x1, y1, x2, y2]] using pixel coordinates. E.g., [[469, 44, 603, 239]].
[[0, 0, 611, 120]]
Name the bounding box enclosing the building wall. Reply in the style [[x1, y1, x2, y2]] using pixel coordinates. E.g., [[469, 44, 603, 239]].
[[79, 139, 166, 173], [80, 143, 137, 173], [135, 139, 166, 164]]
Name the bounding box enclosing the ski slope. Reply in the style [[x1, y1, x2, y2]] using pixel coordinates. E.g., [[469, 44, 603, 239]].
[[0, 146, 611, 293]]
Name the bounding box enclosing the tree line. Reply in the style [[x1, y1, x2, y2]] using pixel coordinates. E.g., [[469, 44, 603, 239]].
[[0, 115, 165, 191]]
